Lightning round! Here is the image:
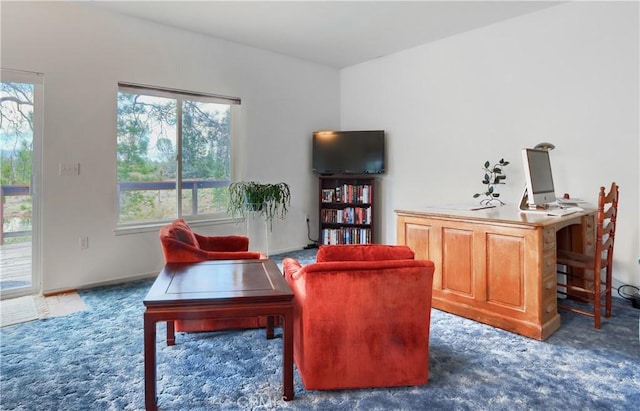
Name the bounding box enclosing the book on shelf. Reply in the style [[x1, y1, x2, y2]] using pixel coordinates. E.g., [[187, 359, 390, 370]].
[[321, 207, 371, 224], [321, 227, 371, 245], [324, 183, 372, 204], [337, 184, 372, 204]]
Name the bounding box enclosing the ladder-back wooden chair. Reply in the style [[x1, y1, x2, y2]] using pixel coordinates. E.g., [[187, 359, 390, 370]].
[[556, 182, 619, 328]]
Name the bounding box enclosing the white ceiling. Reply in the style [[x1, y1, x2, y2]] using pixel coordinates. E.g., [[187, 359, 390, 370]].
[[87, 1, 562, 69]]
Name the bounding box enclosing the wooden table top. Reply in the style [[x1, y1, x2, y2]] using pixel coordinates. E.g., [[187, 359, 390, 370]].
[[144, 259, 293, 307]]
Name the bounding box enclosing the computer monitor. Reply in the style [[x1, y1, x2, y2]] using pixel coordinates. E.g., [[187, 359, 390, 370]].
[[521, 148, 557, 208]]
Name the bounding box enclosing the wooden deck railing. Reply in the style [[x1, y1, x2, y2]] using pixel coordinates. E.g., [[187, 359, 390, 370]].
[[0, 180, 230, 244]]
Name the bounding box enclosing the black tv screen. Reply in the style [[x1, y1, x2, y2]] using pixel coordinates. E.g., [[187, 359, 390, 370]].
[[312, 130, 385, 175]]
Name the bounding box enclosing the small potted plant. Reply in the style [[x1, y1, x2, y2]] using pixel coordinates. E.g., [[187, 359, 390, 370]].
[[473, 158, 509, 206], [227, 181, 291, 229]]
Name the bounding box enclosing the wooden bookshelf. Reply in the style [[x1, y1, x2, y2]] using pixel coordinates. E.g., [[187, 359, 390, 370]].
[[318, 176, 375, 245]]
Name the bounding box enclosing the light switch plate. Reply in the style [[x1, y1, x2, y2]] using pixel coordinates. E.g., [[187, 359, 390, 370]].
[[59, 163, 80, 176]]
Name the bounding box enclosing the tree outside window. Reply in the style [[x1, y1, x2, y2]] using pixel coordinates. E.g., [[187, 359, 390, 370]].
[[116, 85, 237, 225]]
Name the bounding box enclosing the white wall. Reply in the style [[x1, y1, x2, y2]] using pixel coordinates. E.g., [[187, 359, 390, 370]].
[[341, 2, 639, 287], [3, 1, 638, 292], [1, 2, 340, 293]]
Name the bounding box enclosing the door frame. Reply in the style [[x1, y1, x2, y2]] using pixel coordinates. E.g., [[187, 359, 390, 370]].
[[0, 69, 43, 300]]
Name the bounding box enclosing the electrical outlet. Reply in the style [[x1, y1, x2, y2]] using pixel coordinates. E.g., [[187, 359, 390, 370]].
[[79, 236, 89, 250]]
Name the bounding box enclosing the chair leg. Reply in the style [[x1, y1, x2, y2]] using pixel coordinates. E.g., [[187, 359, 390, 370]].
[[605, 267, 613, 318], [594, 272, 601, 329]]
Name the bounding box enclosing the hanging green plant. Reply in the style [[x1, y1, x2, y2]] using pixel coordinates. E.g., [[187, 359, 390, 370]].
[[473, 158, 509, 206], [227, 181, 291, 229]]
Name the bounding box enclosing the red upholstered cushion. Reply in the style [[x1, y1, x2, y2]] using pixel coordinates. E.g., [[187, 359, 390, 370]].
[[197, 234, 249, 252], [316, 244, 415, 263], [167, 219, 199, 248], [172, 218, 190, 229]]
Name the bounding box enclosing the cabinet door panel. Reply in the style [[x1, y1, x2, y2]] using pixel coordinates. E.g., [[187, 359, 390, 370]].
[[442, 228, 473, 296], [486, 233, 525, 309], [404, 222, 431, 261]]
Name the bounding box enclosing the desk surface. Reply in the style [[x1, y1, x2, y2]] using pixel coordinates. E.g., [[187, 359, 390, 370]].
[[395, 205, 595, 229]]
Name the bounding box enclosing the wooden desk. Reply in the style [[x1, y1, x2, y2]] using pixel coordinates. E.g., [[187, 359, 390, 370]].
[[143, 259, 294, 410], [396, 206, 595, 340]]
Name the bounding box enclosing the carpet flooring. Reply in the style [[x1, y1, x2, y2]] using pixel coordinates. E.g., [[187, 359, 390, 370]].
[[1, 249, 638, 410]]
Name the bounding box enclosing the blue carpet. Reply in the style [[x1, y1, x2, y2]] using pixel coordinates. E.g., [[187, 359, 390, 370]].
[[1, 249, 638, 410]]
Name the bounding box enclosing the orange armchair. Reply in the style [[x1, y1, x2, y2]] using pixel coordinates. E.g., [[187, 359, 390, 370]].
[[159, 218, 263, 263], [282, 244, 435, 391], [159, 219, 269, 334]]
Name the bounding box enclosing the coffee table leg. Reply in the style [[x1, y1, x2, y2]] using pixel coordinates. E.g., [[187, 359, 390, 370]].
[[282, 309, 294, 401], [266, 316, 275, 339], [144, 313, 158, 411], [166, 320, 175, 346]]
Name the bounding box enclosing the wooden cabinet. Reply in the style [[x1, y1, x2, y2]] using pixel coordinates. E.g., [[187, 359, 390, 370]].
[[396, 207, 595, 340], [319, 176, 375, 245]]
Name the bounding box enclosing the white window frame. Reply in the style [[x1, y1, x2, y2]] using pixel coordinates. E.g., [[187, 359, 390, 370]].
[[115, 82, 241, 232]]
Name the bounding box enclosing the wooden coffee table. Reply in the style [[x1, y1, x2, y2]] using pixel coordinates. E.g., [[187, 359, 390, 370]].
[[143, 259, 294, 410]]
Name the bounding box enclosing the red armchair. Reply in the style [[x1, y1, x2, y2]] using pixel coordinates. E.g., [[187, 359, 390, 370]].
[[282, 244, 435, 390], [159, 219, 270, 333], [159, 218, 264, 263]]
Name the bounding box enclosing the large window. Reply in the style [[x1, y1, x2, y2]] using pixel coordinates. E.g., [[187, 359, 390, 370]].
[[116, 83, 239, 225]]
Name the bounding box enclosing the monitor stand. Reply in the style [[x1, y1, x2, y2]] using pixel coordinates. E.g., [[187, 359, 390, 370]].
[[519, 188, 551, 212], [519, 188, 581, 217]]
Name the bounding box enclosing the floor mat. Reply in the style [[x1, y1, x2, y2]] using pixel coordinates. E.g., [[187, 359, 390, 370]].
[[1, 292, 87, 327], [40, 292, 87, 318], [0, 296, 39, 327]]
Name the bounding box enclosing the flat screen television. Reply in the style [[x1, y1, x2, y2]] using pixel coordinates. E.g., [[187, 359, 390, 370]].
[[521, 148, 557, 207], [312, 130, 385, 175]]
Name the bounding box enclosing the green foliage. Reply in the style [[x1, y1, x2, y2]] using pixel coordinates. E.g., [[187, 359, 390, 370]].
[[181, 101, 231, 180], [1, 82, 34, 186], [119, 192, 161, 222], [116, 92, 174, 183], [1, 140, 32, 185], [116, 91, 232, 222], [473, 158, 509, 205], [227, 181, 291, 229]]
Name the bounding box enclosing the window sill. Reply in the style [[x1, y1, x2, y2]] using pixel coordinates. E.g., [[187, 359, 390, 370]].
[[114, 217, 238, 236]]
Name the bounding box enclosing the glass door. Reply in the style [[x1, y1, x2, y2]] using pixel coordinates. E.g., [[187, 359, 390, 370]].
[[0, 69, 42, 299]]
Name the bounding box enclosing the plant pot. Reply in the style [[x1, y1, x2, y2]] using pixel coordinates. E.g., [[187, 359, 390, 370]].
[[246, 212, 270, 257], [618, 285, 640, 309]]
